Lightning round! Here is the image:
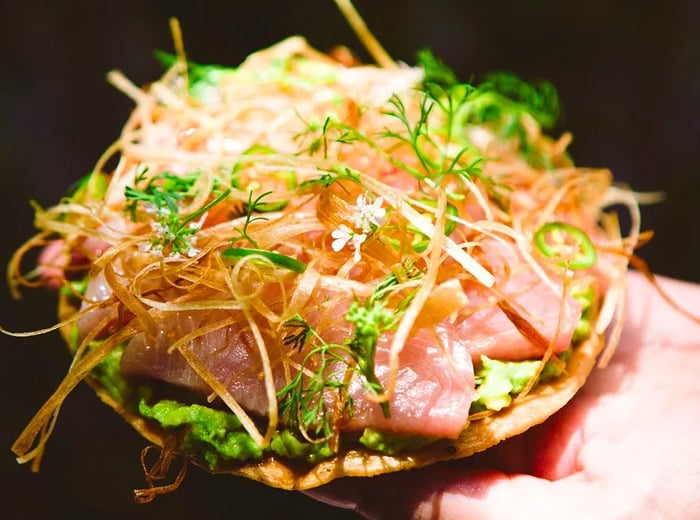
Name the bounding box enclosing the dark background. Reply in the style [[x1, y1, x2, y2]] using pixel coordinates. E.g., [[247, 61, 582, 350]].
[[1, 1, 698, 518]]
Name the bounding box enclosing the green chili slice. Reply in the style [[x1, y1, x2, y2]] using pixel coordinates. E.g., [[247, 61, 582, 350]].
[[222, 247, 307, 273], [534, 222, 597, 270]]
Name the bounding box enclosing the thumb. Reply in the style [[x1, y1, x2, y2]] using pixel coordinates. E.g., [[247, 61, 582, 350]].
[[308, 466, 603, 520]]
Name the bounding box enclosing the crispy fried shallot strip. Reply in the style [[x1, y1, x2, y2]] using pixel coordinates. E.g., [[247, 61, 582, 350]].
[[12, 323, 139, 468]]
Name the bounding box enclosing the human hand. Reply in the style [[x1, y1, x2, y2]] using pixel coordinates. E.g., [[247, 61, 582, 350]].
[[307, 271, 700, 519]]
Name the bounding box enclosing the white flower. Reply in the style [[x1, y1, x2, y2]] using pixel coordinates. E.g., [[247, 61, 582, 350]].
[[144, 203, 172, 219], [184, 245, 201, 258], [331, 224, 366, 263], [330, 194, 385, 264], [139, 241, 155, 253], [151, 221, 175, 242], [351, 194, 386, 233], [349, 233, 367, 263], [187, 211, 208, 232], [331, 224, 355, 252], [143, 203, 159, 216]]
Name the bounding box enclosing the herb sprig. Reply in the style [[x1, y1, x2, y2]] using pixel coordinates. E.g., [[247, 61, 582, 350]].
[[229, 190, 274, 249], [345, 263, 421, 419], [277, 264, 422, 438], [295, 80, 487, 202], [277, 315, 355, 440], [417, 48, 564, 169], [125, 169, 230, 258]]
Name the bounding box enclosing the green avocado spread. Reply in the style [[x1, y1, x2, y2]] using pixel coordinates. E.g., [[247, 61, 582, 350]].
[[358, 428, 437, 455], [471, 350, 571, 412], [138, 398, 334, 468]]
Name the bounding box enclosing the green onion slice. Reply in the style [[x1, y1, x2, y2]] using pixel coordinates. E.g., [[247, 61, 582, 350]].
[[534, 222, 597, 270], [222, 247, 306, 273]]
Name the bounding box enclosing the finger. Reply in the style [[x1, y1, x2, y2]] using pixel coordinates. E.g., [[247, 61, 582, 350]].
[[622, 272, 700, 349]]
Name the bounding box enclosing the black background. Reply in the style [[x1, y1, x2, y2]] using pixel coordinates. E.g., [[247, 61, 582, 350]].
[[1, 1, 698, 519]]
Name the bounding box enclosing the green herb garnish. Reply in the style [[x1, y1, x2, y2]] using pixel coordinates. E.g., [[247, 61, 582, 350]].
[[125, 169, 230, 258], [417, 48, 566, 171], [344, 264, 422, 417], [277, 315, 355, 439], [229, 190, 275, 248], [277, 264, 420, 437]]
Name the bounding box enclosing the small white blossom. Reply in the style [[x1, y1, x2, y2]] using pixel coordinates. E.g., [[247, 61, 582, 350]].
[[184, 246, 201, 258], [350, 194, 386, 233], [188, 212, 208, 232], [140, 240, 164, 258], [151, 222, 176, 242], [144, 203, 173, 219], [330, 193, 385, 263], [331, 224, 355, 252], [182, 232, 201, 258], [349, 233, 367, 263], [331, 224, 366, 263], [143, 203, 159, 216]]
